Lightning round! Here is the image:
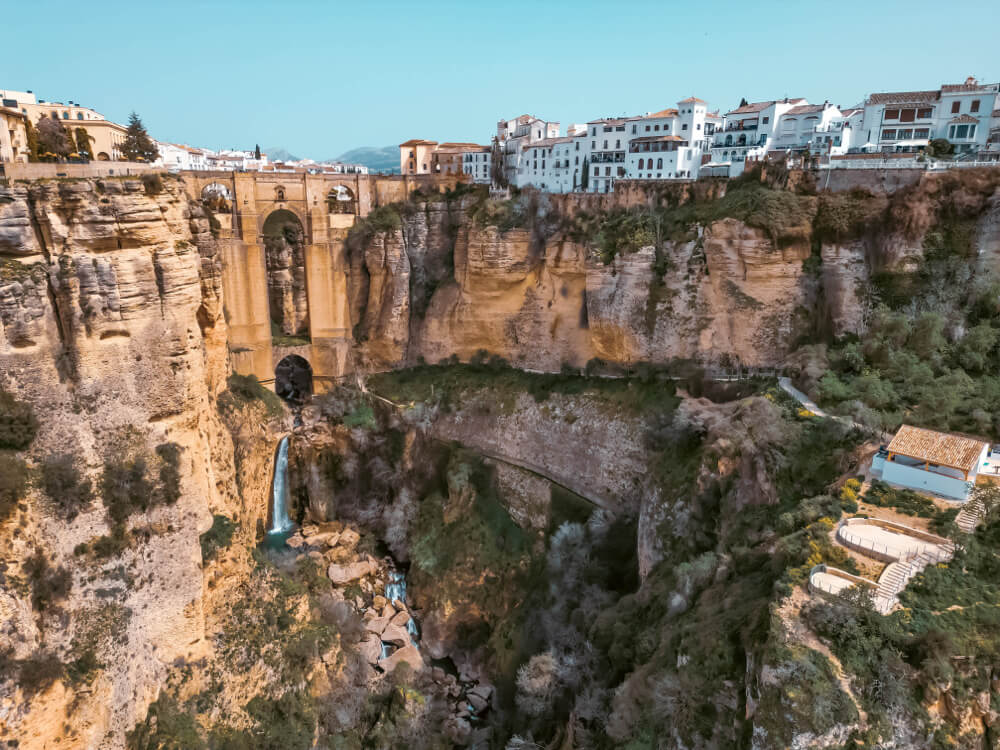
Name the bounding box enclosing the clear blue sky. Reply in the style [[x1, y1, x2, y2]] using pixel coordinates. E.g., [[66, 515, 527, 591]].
[[5, 0, 997, 159]]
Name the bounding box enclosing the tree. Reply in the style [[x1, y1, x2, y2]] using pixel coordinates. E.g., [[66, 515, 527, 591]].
[[35, 115, 73, 160], [74, 127, 93, 159], [739, 97, 749, 108], [120, 111, 159, 162], [925, 138, 954, 159], [490, 136, 508, 188], [254, 143, 261, 159], [580, 156, 590, 191], [24, 119, 39, 161]]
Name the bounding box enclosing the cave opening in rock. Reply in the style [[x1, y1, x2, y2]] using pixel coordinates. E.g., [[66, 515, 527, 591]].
[[262, 209, 310, 345], [275, 354, 312, 404]]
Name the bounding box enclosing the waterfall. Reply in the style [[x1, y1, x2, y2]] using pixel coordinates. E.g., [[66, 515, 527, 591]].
[[385, 570, 419, 642], [268, 436, 294, 535]]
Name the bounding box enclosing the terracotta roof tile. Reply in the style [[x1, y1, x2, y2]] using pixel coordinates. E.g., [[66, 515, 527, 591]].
[[786, 104, 827, 115], [678, 97, 706, 104], [630, 135, 685, 143], [887, 424, 988, 474], [399, 139, 437, 147], [949, 114, 980, 124], [867, 90, 940, 105], [641, 108, 679, 119], [727, 101, 774, 114]]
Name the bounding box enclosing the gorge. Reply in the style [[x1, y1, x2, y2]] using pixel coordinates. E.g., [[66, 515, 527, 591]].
[[2, 166, 1000, 749]]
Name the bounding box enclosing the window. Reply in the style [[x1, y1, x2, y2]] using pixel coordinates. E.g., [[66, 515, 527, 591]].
[[913, 128, 929, 139], [656, 158, 663, 169], [918, 108, 933, 119], [605, 167, 610, 176], [591, 140, 596, 149], [76, 112, 83, 120], [616, 125, 625, 131], [654, 124, 659, 131], [575, 142, 579, 151], [603, 140, 608, 149], [682, 123, 688, 130], [594, 166, 599, 176], [900, 108, 915, 123], [898, 129, 913, 139], [951, 101, 960, 114], [971, 100, 981, 113], [696, 123, 701, 130], [645, 125, 650, 132], [603, 126, 612, 133], [632, 125, 637, 134], [615, 140, 620, 148], [885, 109, 900, 120], [638, 158, 644, 170], [762, 116, 769, 124], [882, 129, 896, 140]]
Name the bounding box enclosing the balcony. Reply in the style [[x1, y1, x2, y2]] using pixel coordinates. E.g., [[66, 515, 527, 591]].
[[724, 122, 758, 132], [590, 152, 625, 164]]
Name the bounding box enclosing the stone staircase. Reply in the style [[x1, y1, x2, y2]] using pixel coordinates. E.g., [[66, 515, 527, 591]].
[[873, 546, 955, 614], [955, 496, 985, 533]]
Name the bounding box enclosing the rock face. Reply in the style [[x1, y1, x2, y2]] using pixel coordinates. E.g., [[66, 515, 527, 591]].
[[263, 223, 309, 336], [0, 177, 270, 749]]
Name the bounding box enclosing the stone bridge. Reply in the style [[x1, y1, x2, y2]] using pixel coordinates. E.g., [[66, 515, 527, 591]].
[[179, 170, 465, 396]]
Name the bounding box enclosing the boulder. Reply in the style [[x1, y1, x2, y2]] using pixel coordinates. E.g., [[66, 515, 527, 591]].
[[364, 616, 391, 635], [379, 644, 423, 674], [304, 531, 337, 547], [327, 560, 375, 584], [372, 595, 387, 611], [338, 527, 360, 550], [359, 635, 383, 666], [467, 693, 488, 713], [389, 611, 411, 629], [468, 684, 493, 703], [286, 534, 305, 549], [380, 623, 410, 648]]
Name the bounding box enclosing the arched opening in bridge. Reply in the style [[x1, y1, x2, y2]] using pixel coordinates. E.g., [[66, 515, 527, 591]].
[[327, 185, 356, 215], [97, 152, 109, 161], [262, 209, 310, 345], [201, 182, 232, 213], [275, 354, 312, 404]]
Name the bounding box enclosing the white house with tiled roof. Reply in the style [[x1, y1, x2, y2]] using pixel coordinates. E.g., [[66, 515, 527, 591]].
[[708, 98, 807, 176], [861, 78, 1000, 155], [585, 117, 631, 193], [873, 424, 991, 501], [496, 114, 560, 186], [770, 102, 842, 154], [809, 107, 863, 159]]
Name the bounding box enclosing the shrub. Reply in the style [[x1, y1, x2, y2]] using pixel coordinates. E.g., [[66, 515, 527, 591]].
[[101, 454, 153, 526], [220, 374, 284, 419], [127, 694, 205, 750], [0, 388, 38, 449], [200, 514, 237, 562], [141, 173, 163, 196], [17, 651, 64, 696], [40, 453, 93, 519], [0, 453, 29, 523], [155, 442, 182, 505], [342, 403, 376, 429], [25, 551, 72, 614]]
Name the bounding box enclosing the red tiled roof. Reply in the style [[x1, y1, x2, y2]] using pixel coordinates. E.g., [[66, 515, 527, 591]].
[[630, 135, 685, 143], [727, 101, 774, 114], [949, 114, 980, 124], [991, 109, 1000, 118], [641, 108, 679, 119], [887, 424, 988, 474], [678, 97, 706, 104], [940, 80, 995, 93], [786, 104, 827, 115], [399, 139, 437, 147], [867, 90, 940, 105]]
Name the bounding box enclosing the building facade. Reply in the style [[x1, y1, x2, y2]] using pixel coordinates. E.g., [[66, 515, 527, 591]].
[[0, 105, 28, 163]]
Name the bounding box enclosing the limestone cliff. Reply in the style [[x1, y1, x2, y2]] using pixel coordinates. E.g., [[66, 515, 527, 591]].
[[350, 170, 1000, 373], [0, 177, 282, 748]]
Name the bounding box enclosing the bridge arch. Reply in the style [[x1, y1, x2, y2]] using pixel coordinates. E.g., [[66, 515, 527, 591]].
[[202, 182, 232, 212], [275, 354, 312, 403], [327, 185, 357, 215]]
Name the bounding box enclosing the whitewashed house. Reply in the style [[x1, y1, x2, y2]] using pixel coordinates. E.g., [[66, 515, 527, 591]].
[[809, 107, 863, 160], [462, 147, 492, 184], [872, 424, 991, 502], [497, 114, 560, 186], [585, 117, 630, 193], [708, 98, 807, 176], [155, 142, 210, 171]]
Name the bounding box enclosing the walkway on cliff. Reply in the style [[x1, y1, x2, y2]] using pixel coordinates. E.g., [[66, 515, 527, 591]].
[[778, 376, 885, 439]]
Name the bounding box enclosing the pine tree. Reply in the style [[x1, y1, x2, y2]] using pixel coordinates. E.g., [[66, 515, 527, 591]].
[[739, 97, 749, 108], [580, 157, 590, 191], [490, 136, 508, 188], [120, 112, 159, 162], [254, 144, 261, 160]]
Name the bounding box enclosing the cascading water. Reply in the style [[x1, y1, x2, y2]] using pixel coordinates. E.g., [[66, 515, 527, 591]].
[[385, 570, 420, 642], [268, 436, 294, 535]]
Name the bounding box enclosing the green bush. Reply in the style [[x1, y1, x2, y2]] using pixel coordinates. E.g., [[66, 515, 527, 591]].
[[155, 442, 182, 505], [0, 388, 38, 449], [865, 480, 938, 518], [200, 514, 237, 562], [101, 454, 153, 526], [127, 694, 205, 750], [220, 374, 284, 419], [141, 173, 163, 196], [17, 651, 65, 696], [25, 551, 72, 614], [342, 403, 376, 429], [0, 453, 29, 522], [40, 453, 93, 520]]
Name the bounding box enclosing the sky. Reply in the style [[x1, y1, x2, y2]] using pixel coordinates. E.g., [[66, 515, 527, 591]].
[[5, 0, 998, 160]]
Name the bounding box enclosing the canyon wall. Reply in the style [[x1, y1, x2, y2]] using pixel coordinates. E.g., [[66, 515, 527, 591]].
[[0, 177, 283, 748]]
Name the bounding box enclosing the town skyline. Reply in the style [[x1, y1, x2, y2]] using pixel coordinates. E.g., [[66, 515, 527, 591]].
[[5, 0, 999, 158]]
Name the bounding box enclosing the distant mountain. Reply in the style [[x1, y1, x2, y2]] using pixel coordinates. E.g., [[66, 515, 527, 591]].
[[333, 146, 399, 173], [263, 146, 300, 162]]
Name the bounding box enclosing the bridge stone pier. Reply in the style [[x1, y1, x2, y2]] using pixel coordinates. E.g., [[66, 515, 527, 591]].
[[181, 169, 465, 394]]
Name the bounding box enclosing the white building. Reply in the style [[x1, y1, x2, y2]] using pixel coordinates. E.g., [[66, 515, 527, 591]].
[[809, 107, 863, 159], [585, 117, 630, 193], [708, 98, 807, 176], [872, 424, 990, 502], [860, 78, 1000, 155], [155, 142, 210, 171], [462, 146, 492, 184], [497, 114, 560, 186], [516, 134, 588, 192]]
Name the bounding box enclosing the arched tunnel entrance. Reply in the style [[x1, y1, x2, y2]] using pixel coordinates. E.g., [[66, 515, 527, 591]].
[[262, 209, 310, 345], [275, 354, 312, 404]]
